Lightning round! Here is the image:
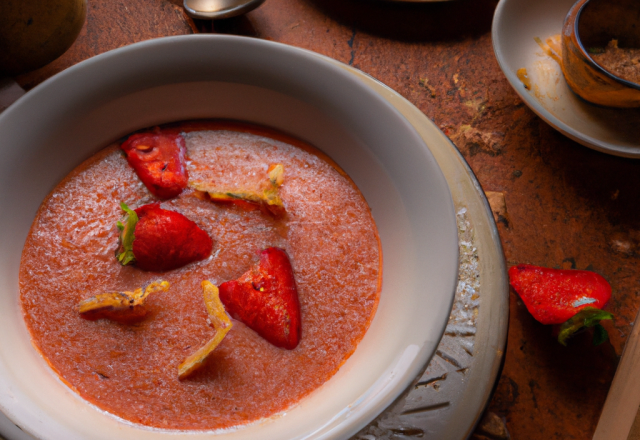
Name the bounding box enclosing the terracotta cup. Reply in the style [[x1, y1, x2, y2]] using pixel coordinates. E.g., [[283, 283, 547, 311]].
[[561, 0, 640, 108]]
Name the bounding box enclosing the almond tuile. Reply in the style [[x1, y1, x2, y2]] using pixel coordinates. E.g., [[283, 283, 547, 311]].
[[178, 281, 232, 379], [191, 163, 285, 216], [78, 280, 169, 322]]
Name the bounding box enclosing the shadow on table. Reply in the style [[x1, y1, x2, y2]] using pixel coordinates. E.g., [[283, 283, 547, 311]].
[[205, 17, 258, 36], [307, 0, 499, 42], [536, 124, 640, 235]]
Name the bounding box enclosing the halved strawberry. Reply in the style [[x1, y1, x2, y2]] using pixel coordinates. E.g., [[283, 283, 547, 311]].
[[219, 247, 301, 350], [509, 264, 613, 345], [116, 202, 213, 272], [120, 131, 188, 199]]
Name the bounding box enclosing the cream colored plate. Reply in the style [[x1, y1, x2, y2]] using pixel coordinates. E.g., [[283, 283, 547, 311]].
[[0, 37, 506, 440], [330, 62, 508, 440]]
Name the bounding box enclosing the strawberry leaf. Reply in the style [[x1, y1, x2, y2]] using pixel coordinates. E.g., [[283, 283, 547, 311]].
[[593, 324, 609, 346], [558, 307, 613, 346], [116, 202, 138, 266]]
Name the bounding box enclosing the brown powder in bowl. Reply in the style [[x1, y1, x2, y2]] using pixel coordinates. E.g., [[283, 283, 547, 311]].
[[590, 39, 640, 85]]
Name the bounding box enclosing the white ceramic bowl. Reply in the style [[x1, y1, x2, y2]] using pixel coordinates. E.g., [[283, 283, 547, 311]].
[[0, 35, 458, 440]]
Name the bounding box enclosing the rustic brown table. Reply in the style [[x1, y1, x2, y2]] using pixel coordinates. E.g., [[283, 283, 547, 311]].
[[13, 0, 640, 438]]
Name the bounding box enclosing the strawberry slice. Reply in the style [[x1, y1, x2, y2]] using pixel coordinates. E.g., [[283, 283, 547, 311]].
[[219, 247, 301, 350], [509, 264, 613, 345], [121, 131, 188, 199], [116, 202, 213, 272]]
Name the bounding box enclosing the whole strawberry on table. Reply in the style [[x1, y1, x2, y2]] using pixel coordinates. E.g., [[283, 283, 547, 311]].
[[508, 264, 613, 346]]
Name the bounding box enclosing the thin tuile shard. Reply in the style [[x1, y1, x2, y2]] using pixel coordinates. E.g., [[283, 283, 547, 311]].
[[190, 163, 285, 215], [78, 280, 169, 322], [178, 281, 233, 379]]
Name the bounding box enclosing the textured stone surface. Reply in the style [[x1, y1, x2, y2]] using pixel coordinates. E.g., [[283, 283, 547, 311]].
[[8, 0, 638, 438]]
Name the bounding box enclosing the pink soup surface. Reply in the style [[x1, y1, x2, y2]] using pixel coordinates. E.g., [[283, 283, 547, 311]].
[[19, 121, 382, 430]]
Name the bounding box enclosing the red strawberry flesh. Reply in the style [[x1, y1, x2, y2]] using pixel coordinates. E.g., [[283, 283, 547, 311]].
[[508, 264, 611, 325], [117, 203, 213, 272], [219, 247, 301, 350], [121, 131, 188, 199]]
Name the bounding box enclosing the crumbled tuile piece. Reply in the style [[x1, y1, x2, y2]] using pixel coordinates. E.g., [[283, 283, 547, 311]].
[[535, 35, 562, 64], [178, 281, 233, 379], [516, 68, 531, 90], [190, 163, 285, 215], [474, 411, 511, 439], [78, 280, 169, 322], [485, 191, 509, 228]]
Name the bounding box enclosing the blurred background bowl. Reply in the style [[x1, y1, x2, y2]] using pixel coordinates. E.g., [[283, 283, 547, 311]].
[[0, 0, 86, 76], [561, 0, 640, 108]]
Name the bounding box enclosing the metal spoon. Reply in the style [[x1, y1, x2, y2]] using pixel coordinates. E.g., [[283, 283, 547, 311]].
[[183, 0, 265, 19]]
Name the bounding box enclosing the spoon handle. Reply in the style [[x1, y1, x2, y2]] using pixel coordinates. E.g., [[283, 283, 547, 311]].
[[593, 308, 640, 440], [183, 0, 265, 20]]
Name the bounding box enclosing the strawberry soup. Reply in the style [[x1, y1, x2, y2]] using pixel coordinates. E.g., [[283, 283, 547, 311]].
[[19, 121, 382, 430]]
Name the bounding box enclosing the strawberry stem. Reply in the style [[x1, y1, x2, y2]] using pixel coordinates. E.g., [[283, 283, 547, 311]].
[[593, 324, 609, 346], [116, 202, 138, 266], [558, 307, 614, 346]]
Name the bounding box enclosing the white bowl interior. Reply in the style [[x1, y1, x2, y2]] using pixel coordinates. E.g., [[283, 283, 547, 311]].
[[0, 35, 457, 440]]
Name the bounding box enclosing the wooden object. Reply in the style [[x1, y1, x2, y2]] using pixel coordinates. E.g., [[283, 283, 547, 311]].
[[593, 308, 640, 440], [627, 407, 640, 440]]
